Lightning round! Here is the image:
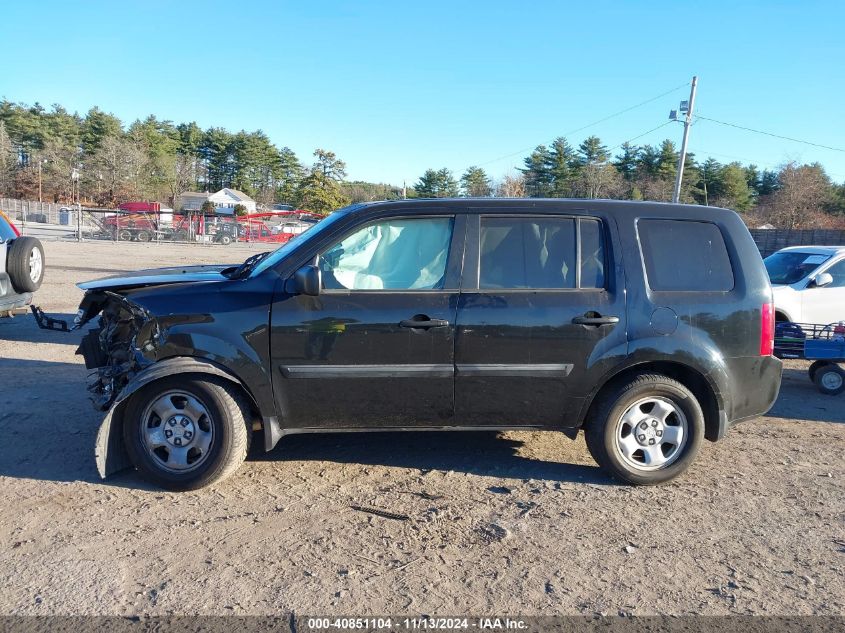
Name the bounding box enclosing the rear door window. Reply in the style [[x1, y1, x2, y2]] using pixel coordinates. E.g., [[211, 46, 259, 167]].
[[638, 219, 734, 291], [479, 216, 605, 289]]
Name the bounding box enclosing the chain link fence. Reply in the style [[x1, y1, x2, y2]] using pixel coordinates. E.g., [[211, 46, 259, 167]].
[[0, 197, 312, 246]]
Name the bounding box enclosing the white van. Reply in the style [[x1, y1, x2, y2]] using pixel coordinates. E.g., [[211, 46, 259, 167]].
[[764, 246, 845, 323]]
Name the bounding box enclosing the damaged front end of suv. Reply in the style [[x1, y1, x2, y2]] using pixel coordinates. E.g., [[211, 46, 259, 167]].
[[76, 289, 160, 412], [39, 261, 280, 485]]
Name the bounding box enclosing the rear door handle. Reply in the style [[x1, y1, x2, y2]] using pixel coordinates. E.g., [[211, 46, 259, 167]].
[[399, 316, 449, 329], [572, 315, 620, 326]]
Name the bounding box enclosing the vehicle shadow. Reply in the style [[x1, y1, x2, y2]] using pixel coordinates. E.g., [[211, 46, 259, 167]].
[[0, 357, 103, 484], [0, 355, 610, 488], [765, 367, 844, 424], [251, 430, 612, 486], [0, 313, 82, 346]]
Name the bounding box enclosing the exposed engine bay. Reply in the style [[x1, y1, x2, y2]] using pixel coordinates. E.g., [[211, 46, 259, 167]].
[[74, 290, 159, 411]]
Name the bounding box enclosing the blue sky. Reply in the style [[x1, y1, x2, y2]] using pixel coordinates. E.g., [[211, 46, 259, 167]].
[[3, 0, 844, 184]]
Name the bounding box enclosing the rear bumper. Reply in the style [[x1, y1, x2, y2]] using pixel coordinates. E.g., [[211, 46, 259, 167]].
[[718, 355, 783, 437], [0, 283, 32, 314]]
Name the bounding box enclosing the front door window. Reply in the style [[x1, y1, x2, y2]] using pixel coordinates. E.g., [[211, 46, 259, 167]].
[[319, 218, 453, 291]]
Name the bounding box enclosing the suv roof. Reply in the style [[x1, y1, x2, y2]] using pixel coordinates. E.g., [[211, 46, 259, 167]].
[[353, 198, 739, 218]]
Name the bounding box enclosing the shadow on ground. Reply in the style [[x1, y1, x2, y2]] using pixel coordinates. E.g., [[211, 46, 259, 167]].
[[0, 355, 609, 488], [0, 313, 81, 346], [252, 430, 611, 485], [2, 332, 839, 491], [765, 367, 844, 423]]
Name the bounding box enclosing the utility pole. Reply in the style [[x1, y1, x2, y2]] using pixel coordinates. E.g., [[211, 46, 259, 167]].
[[672, 75, 698, 204], [72, 168, 81, 242]]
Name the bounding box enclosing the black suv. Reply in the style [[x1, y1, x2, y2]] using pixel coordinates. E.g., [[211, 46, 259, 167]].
[[71, 199, 782, 490]]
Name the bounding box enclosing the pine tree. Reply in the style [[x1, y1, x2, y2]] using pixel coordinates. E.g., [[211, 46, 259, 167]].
[[0, 121, 15, 195], [613, 143, 639, 181], [547, 138, 577, 197], [415, 168, 458, 197], [656, 140, 678, 182], [460, 166, 491, 197], [295, 149, 351, 213], [276, 147, 304, 205], [699, 158, 724, 205], [81, 107, 122, 155], [719, 163, 754, 211], [638, 145, 661, 176], [745, 164, 761, 195], [577, 135, 609, 164], [521, 145, 553, 197], [758, 169, 780, 196]]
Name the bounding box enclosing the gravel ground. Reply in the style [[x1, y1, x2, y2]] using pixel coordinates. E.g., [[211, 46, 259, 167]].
[[0, 240, 842, 616]]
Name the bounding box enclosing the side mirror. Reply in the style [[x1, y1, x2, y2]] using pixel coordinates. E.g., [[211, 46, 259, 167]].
[[287, 264, 321, 296], [811, 272, 833, 288]]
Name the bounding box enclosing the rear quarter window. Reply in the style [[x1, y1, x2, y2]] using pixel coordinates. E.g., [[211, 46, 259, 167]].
[[638, 219, 734, 291]]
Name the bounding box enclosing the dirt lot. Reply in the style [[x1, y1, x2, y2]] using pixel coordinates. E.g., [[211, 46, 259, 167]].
[[0, 240, 843, 616]]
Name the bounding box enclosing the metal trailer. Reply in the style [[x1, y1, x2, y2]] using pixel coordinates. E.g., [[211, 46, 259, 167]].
[[774, 321, 845, 395]]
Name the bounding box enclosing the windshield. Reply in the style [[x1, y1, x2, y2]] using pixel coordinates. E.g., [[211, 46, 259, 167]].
[[249, 206, 357, 277], [764, 251, 831, 285]]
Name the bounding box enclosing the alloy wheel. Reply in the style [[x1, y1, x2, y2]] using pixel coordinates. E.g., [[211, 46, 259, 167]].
[[140, 391, 215, 473], [615, 396, 688, 471]]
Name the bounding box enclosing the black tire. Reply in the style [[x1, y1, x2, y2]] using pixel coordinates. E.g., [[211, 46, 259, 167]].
[[585, 373, 705, 485], [135, 230, 152, 242], [7, 236, 44, 293], [808, 360, 827, 383], [116, 229, 132, 242], [813, 364, 845, 396], [218, 235, 232, 246], [123, 376, 252, 490]]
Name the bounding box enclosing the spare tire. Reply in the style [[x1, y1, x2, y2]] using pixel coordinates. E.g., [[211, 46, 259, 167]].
[[7, 236, 45, 292]]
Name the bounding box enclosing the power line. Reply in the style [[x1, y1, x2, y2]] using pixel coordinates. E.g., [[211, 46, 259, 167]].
[[695, 115, 845, 154], [608, 120, 677, 152], [474, 82, 690, 168]]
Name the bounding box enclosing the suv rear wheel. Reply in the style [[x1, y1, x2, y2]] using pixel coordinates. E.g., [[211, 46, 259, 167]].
[[585, 374, 705, 485], [123, 376, 252, 490]]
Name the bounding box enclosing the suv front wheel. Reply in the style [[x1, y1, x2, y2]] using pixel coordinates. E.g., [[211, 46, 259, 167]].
[[123, 376, 252, 490], [585, 374, 705, 485]]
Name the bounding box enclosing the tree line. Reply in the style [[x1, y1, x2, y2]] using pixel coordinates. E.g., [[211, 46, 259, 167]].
[[1, 100, 843, 228], [0, 101, 353, 214], [416, 136, 845, 229]]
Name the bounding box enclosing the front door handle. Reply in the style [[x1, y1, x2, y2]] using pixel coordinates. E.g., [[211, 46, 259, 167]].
[[572, 314, 620, 326], [399, 315, 449, 329]]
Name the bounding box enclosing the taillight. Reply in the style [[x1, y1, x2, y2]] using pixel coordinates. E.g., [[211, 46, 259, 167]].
[[0, 209, 20, 237], [760, 302, 775, 356]]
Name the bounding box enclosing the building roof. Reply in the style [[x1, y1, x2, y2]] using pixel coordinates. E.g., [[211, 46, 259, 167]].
[[209, 188, 256, 203], [225, 188, 255, 202], [180, 192, 209, 199]]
